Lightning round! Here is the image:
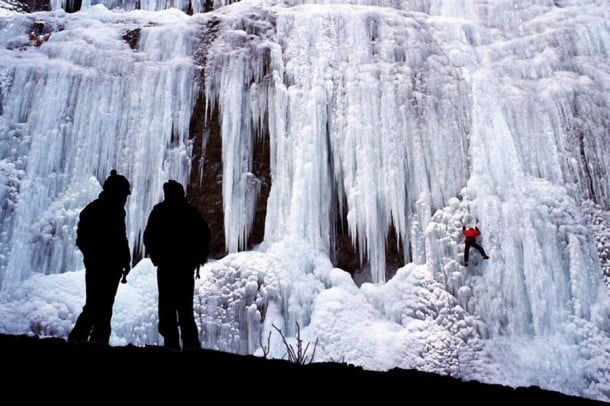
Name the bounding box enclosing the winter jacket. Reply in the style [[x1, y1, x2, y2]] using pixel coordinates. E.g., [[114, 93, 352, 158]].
[[462, 226, 481, 241], [144, 198, 210, 270], [76, 192, 131, 270]]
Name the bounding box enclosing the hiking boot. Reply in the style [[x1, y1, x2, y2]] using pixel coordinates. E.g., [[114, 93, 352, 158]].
[[67, 337, 85, 345], [483, 255, 489, 259], [67, 333, 87, 345]]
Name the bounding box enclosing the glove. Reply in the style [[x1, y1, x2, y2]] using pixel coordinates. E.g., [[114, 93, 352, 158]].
[[121, 264, 131, 284]]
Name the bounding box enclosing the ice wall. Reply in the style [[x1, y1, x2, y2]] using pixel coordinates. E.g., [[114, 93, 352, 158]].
[[0, 8, 199, 291], [0, 0, 608, 358], [204, 4, 470, 283]]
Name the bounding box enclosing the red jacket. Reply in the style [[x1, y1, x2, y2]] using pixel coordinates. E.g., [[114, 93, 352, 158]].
[[463, 227, 480, 241]]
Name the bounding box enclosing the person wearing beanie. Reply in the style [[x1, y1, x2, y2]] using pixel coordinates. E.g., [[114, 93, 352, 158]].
[[144, 179, 210, 351], [68, 170, 132, 345]]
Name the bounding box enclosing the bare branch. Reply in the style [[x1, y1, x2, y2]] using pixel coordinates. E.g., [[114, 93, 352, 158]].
[[259, 329, 272, 358], [272, 322, 318, 365]]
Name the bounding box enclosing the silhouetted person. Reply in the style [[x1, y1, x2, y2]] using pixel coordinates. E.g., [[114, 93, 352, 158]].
[[462, 225, 489, 266], [144, 180, 210, 351], [68, 170, 131, 344]]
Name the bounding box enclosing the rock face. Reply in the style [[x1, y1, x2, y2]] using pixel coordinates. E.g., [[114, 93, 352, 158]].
[[1, 0, 50, 12], [187, 94, 271, 260], [0, 333, 604, 405], [188, 97, 227, 259], [23, 0, 50, 11]]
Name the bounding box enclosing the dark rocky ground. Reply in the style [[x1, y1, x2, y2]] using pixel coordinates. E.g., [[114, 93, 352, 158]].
[[0, 333, 607, 404]]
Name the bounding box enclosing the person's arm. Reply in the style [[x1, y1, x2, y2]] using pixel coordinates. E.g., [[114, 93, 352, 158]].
[[117, 208, 131, 274], [143, 208, 160, 266]]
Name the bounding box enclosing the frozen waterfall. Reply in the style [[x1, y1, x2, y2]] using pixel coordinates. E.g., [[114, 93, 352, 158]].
[[1, 0, 609, 402]]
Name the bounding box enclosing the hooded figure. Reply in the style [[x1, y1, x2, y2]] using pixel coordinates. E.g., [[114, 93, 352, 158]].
[[68, 170, 131, 344], [144, 180, 210, 351]]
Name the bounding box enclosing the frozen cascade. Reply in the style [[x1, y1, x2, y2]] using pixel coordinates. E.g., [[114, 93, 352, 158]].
[[204, 5, 470, 281], [0, 8, 199, 290], [0, 0, 609, 401]]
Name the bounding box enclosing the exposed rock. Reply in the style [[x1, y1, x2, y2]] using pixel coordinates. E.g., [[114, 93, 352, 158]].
[[188, 94, 227, 259], [122, 28, 141, 50]]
